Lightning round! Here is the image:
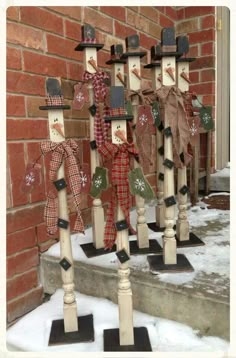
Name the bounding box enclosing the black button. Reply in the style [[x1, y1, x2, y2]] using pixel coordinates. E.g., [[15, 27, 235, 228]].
[[53, 178, 67, 191], [164, 195, 176, 207], [59, 257, 71, 271], [116, 249, 130, 263], [57, 218, 69, 229], [163, 158, 174, 169]]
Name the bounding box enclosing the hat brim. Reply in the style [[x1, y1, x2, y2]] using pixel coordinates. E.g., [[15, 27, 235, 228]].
[[121, 51, 146, 59], [74, 43, 104, 51], [104, 115, 133, 122], [39, 105, 71, 110], [176, 57, 196, 63], [106, 58, 127, 64], [154, 51, 183, 60], [144, 62, 161, 69]]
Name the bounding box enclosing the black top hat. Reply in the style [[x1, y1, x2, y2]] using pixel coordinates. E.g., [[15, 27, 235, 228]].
[[104, 86, 133, 122], [144, 45, 161, 68], [153, 28, 183, 60], [75, 24, 104, 51], [176, 36, 196, 63], [106, 44, 127, 64], [39, 78, 70, 110], [121, 34, 146, 59]]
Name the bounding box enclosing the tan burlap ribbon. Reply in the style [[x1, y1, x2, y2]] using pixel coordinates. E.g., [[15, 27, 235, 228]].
[[156, 86, 192, 168]]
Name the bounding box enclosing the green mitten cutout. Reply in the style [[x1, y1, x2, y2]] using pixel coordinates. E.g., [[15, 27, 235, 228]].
[[90, 166, 109, 198], [199, 106, 214, 131], [152, 101, 161, 128], [128, 167, 154, 200], [125, 100, 133, 115]]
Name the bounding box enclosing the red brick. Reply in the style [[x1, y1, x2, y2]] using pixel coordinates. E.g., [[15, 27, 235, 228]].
[[46, 33, 81, 62], [7, 47, 21, 70], [7, 71, 45, 96], [97, 51, 111, 70], [139, 33, 157, 50], [146, 173, 156, 187], [188, 45, 199, 57], [7, 6, 19, 21], [7, 204, 44, 234], [46, 6, 81, 21], [65, 20, 81, 41], [202, 15, 215, 29], [160, 13, 174, 28], [36, 223, 58, 243], [190, 82, 215, 95], [7, 95, 25, 117], [139, 6, 158, 22], [100, 6, 126, 21], [7, 286, 43, 323], [84, 7, 113, 33], [155, 6, 165, 14], [8, 142, 28, 207], [7, 247, 39, 278], [26, 142, 46, 203], [176, 18, 199, 34], [26, 96, 48, 118], [7, 119, 48, 140], [190, 56, 215, 70], [127, 10, 149, 32], [7, 227, 37, 255], [201, 42, 214, 56], [202, 95, 215, 106], [165, 7, 177, 21], [149, 22, 162, 39], [201, 69, 215, 82], [7, 22, 44, 50], [20, 6, 63, 35], [177, 8, 185, 20], [189, 71, 199, 83], [127, 6, 139, 13], [67, 62, 84, 81], [7, 165, 12, 209], [114, 20, 135, 39], [23, 51, 67, 77], [189, 29, 215, 44], [38, 239, 58, 253], [7, 268, 39, 301], [81, 208, 92, 227], [185, 6, 215, 18], [82, 140, 91, 166]]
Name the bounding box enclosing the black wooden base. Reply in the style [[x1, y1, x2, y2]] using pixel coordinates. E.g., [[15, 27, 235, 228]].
[[176, 232, 205, 248], [147, 254, 194, 273], [103, 327, 152, 351], [80, 242, 116, 258], [48, 314, 94, 346], [147, 222, 176, 232], [129, 239, 162, 255]]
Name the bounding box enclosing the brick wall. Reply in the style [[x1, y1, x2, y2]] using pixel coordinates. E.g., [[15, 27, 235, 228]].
[[6, 6, 215, 323]]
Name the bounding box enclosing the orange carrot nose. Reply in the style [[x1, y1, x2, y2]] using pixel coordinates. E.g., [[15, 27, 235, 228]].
[[51, 123, 65, 137], [165, 67, 175, 81], [115, 129, 127, 143], [88, 58, 98, 71], [157, 74, 162, 82], [116, 72, 126, 86], [131, 68, 141, 80], [180, 71, 191, 83]]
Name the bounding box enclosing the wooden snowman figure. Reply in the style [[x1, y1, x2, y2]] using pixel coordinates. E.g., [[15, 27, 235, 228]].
[[101, 86, 152, 351], [147, 28, 194, 273], [75, 24, 106, 250], [39, 78, 94, 345]]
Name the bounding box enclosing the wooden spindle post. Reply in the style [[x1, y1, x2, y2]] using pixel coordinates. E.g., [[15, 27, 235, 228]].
[[122, 35, 149, 249], [75, 26, 105, 249], [176, 60, 190, 241]]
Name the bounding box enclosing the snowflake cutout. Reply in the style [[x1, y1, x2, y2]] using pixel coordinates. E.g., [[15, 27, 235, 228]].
[[94, 175, 102, 188], [189, 121, 198, 136], [202, 112, 211, 124], [139, 114, 148, 126], [76, 92, 85, 103], [25, 172, 35, 186], [134, 178, 145, 191], [80, 171, 88, 187]]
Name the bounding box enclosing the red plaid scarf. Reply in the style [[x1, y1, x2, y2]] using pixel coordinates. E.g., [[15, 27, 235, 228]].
[[83, 71, 110, 147], [40, 139, 84, 235], [98, 141, 138, 249]]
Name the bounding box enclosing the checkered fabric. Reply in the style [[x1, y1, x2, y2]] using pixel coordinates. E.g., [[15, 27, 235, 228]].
[[46, 95, 64, 106], [40, 139, 84, 235], [110, 108, 127, 116], [84, 38, 97, 43], [98, 141, 138, 249], [156, 85, 192, 168], [83, 71, 111, 147]]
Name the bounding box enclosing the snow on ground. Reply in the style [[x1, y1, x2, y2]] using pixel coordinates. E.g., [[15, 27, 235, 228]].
[[46, 203, 230, 287], [6, 289, 229, 352], [210, 167, 230, 177]]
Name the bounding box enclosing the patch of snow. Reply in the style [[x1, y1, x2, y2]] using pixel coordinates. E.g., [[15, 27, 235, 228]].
[[211, 167, 230, 177], [6, 289, 229, 352], [208, 192, 230, 197]]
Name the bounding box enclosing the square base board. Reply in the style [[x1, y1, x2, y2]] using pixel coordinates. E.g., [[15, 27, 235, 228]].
[[147, 254, 194, 273], [176, 232, 205, 248], [147, 222, 176, 232], [48, 314, 94, 346], [103, 327, 152, 351]]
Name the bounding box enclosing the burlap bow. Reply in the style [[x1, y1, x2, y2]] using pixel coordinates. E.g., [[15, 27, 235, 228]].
[[83, 71, 110, 147], [98, 141, 138, 249], [40, 139, 84, 235], [156, 86, 192, 168]]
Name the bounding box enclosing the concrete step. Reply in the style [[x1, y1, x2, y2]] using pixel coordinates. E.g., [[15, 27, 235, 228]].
[[200, 166, 230, 192], [40, 209, 229, 341]]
